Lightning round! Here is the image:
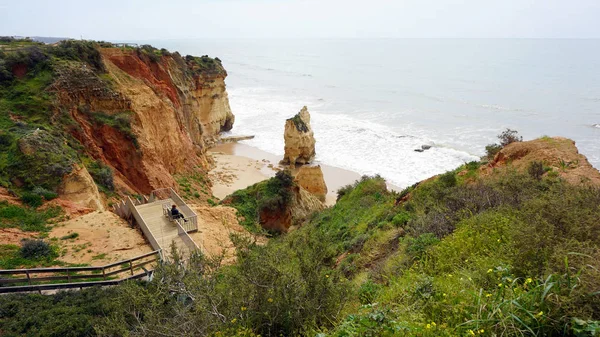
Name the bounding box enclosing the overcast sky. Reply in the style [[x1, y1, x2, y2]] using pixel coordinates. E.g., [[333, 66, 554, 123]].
[[1, 0, 599, 40]]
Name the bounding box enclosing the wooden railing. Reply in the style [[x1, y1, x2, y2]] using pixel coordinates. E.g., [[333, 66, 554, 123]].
[[0, 250, 161, 293], [127, 197, 161, 251], [169, 189, 198, 232], [175, 219, 201, 252], [151, 188, 198, 233]]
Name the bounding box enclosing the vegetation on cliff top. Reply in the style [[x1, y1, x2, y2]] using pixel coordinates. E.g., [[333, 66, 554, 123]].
[[224, 170, 295, 234], [2, 142, 599, 335], [0, 39, 225, 200]]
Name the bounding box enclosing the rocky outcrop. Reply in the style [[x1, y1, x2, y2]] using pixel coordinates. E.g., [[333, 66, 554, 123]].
[[258, 185, 324, 233], [486, 137, 600, 186], [50, 48, 235, 194], [295, 165, 328, 202], [290, 186, 325, 225], [282, 106, 316, 168], [58, 165, 105, 211]]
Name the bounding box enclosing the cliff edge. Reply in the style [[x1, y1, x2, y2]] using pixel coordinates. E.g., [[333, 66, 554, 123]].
[[0, 41, 235, 209]]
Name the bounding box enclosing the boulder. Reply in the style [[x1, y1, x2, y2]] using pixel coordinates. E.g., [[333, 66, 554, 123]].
[[295, 165, 328, 202], [282, 106, 316, 168], [58, 165, 105, 211]]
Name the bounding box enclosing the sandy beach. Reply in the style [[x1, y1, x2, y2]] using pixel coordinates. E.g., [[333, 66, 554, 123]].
[[209, 142, 366, 205]]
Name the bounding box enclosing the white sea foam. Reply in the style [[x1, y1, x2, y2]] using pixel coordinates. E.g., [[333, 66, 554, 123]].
[[227, 88, 479, 188]]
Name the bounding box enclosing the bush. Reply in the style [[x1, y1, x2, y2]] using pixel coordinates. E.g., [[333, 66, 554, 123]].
[[438, 171, 457, 188], [32, 186, 58, 200], [485, 143, 502, 160], [86, 160, 114, 192], [358, 279, 381, 305], [19, 240, 54, 259], [20, 192, 43, 208], [498, 128, 523, 147], [528, 160, 545, 180]]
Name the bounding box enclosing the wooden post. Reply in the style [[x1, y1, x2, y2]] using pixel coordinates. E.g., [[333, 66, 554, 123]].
[[67, 269, 71, 282], [26, 271, 32, 285], [129, 260, 134, 275], [102, 267, 107, 280]]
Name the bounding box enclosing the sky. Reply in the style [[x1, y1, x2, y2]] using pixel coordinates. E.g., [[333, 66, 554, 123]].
[[1, 0, 599, 40]]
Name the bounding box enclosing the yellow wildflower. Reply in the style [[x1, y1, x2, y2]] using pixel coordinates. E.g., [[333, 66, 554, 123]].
[[498, 283, 503, 288], [326, 275, 329, 278], [231, 318, 237, 323], [479, 329, 485, 334], [535, 311, 544, 318], [241, 306, 247, 311], [525, 278, 533, 284], [426, 324, 431, 329], [431, 322, 437, 327], [487, 269, 493, 273], [467, 329, 475, 336], [485, 293, 492, 298], [443, 293, 447, 297], [268, 298, 273, 303]]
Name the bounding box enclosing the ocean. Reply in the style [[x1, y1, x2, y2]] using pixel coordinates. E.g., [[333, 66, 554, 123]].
[[146, 39, 600, 188]]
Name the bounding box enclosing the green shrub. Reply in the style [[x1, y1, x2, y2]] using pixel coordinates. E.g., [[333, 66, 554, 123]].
[[32, 186, 58, 200], [528, 160, 545, 180], [50, 40, 106, 72], [406, 233, 440, 260], [358, 279, 381, 305], [391, 211, 411, 227], [86, 160, 114, 192], [20, 192, 43, 208], [8, 130, 78, 190], [19, 239, 54, 259], [438, 171, 457, 188], [485, 143, 502, 160]]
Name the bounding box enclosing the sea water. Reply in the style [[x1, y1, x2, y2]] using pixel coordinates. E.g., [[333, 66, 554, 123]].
[[145, 39, 600, 188]]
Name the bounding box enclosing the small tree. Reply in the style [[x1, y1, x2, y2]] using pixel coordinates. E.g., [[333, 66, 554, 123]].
[[498, 128, 523, 147]]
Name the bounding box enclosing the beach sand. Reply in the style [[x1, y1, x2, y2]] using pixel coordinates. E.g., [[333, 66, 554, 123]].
[[209, 143, 365, 205]]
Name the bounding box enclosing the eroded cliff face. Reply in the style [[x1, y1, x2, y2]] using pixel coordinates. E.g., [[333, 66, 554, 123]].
[[50, 48, 235, 194], [282, 106, 316, 168]]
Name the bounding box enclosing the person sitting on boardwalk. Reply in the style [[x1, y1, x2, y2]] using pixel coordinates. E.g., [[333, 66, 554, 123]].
[[171, 205, 185, 220]]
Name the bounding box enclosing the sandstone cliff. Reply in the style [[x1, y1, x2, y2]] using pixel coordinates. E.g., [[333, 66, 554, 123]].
[[48, 46, 235, 195], [295, 165, 328, 202], [282, 106, 316, 168]]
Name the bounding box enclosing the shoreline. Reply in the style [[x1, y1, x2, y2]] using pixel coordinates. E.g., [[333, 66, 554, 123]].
[[209, 142, 371, 205]]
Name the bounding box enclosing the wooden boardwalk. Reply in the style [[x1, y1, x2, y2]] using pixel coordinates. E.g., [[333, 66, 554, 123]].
[[136, 198, 191, 257]]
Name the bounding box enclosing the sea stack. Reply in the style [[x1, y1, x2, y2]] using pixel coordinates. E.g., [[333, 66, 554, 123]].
[[295, 165, 328, 202], [282, 106, 316, 168]]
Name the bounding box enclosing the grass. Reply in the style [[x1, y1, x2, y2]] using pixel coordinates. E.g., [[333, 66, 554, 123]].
[[0, 243, 61, 269], [0, 201, 61, 232]]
